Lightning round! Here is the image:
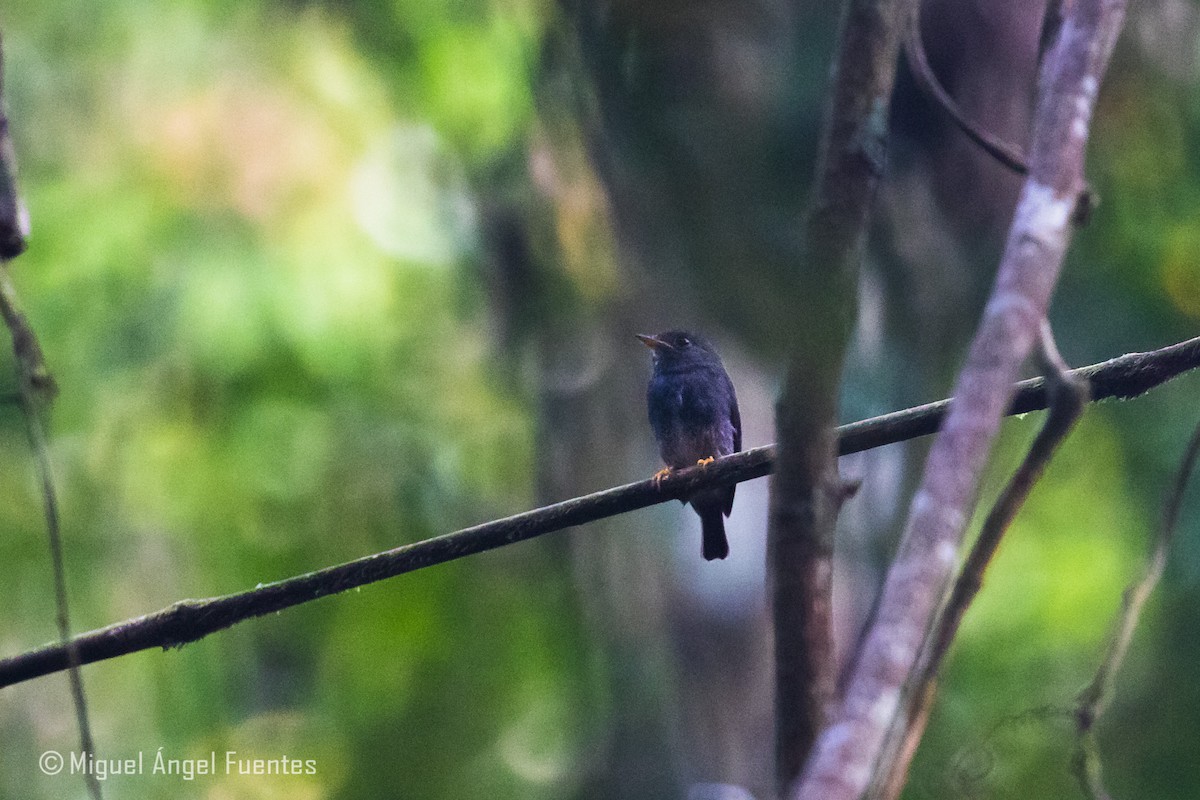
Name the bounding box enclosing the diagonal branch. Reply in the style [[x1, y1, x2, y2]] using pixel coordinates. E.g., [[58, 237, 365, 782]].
[[870, 322, 1089, 800], [0, 335, 1194, 692], [790, 2, 1128, 798]]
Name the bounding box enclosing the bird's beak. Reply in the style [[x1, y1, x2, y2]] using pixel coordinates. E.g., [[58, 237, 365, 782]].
[[636, 333, 673, 351]]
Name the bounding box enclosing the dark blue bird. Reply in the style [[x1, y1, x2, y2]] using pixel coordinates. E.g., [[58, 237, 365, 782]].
[[637, 330, 741, 560]]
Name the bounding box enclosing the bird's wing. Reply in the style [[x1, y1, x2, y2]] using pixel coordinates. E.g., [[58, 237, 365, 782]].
[[725, 389, 741, 516], [729, 379, 742, 453]]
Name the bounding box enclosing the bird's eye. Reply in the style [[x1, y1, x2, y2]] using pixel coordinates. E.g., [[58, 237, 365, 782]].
[[680, 337, 691, 347]]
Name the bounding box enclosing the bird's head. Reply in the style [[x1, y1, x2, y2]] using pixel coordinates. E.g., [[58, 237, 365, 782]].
[[636, 330, 720, 369]]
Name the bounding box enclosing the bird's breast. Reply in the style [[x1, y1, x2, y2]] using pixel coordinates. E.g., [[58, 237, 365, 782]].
[[647, 369, 736, 467]]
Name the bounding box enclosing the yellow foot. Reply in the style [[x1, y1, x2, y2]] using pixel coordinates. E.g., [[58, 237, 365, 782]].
[[696, 456, 716, 468], [652, 467, 672, 488]]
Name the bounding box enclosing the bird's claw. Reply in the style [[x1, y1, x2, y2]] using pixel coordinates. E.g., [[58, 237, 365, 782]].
[[652, 467, 672, 488], [696, 456, 716, 468]]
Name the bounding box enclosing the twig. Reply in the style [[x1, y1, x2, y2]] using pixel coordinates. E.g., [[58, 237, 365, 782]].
[[1070, 416, 1200, 799], [902, 1, 1101, 225], [14, 367, 102, 800], [0, 34, 98, 800], [790, 2, 1128, 798], [0, 336, 1194, 691], [902, 1, 1029, 175], [770, 0, 910, 790], [870, 322, 1089, 800], [0, 268, 56, 395]]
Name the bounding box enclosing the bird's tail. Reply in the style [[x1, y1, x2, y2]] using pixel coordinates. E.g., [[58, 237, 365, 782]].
[[700, 509, 729, 561]]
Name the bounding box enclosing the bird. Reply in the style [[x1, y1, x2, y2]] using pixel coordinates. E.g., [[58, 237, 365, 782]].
[[637, 330, 741, 560]]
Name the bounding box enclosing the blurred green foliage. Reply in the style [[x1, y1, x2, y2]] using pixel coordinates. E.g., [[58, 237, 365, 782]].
[[0, 2, 602, 799], [1, 1, 1200, 799]]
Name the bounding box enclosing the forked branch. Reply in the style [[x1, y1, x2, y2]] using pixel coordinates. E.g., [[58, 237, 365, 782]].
[[791, 2, 1128, 798]]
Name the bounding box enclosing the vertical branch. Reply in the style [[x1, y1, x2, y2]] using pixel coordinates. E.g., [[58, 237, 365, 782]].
[[0, 33, 102, 800], [790, 2, 1128, 799], [770, 0, 911, 793]]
